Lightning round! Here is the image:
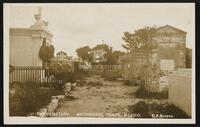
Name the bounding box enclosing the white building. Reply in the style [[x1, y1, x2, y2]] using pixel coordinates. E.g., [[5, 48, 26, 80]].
[[9, 7, 53, 67]]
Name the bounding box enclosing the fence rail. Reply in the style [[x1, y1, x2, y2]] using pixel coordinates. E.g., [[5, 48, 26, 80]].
[[92, 65, 121, 70], [90, 65, 121, 75], [9, 66, 58, 84]]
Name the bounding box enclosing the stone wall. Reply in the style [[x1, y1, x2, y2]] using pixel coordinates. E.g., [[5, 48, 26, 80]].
[[168, 69, 192, 116], [186, 48, 192, 68], [120, 49, 150, 81], [120, 49, 160, 92], [120, 25, 188, 92], [152, 25, 186, 70]]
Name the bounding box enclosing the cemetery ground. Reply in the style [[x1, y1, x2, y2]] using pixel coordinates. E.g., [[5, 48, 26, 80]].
[[55, 74, 139, 118], [9, 73, 189, 118], [54, 74, 189, 118]]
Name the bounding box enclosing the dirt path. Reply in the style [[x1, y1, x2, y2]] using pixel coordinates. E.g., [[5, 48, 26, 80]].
[[55, 75, 139, 118]]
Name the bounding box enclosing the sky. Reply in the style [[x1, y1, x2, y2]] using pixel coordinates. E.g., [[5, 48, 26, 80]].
[[5, 3, 195, 57]]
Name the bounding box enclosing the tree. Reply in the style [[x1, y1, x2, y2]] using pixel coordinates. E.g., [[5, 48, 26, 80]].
[[76, 44, 125, 65], [122, 26, 157, 51], [93, 44, 125, 64], [49, 45, 55, 58], [93, 44, 110, 52], [92, 44, 112, 64], [76, 46, 91, 61], [39, 38, 55, 67], [105, 46, 113, 64], [109, 50, 125, 64], [49, 57, 73, 83]]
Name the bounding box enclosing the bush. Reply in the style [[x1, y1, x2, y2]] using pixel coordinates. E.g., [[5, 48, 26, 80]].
[[129, 101, 151, 118], [159, 104, 189, 118], [72, 71, 89, 82], [49, 58, 73, 82], [129, 101, 189, 118], [9, 82, 63, 116], [49, 58, 89, 85], [123, 80, 140, 86], [101, 71, 121, 81], [39, 38, 54, 63], [134, 85, 168, 99]]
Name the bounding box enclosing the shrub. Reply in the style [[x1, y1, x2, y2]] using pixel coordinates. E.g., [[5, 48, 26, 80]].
[[72, 71, 88, 82], [129, 101, 151, 118], [9, 82, 63, 116], [134, 85, 168, 99], [49, 58, 89, 85], [101, 71, 121, 81], [49, 58, 73, 83], [87, 81, 103, 87], [159, 104, 189, 118], [129, 101, 189, 118], [39, 38, 54, 63], [123, 80, 140, 86], [134, 85, 148, 98]]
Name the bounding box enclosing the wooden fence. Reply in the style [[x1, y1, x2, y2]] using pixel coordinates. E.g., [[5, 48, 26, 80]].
[[91, 65, 121, 70], [9, 66, 58, 84]]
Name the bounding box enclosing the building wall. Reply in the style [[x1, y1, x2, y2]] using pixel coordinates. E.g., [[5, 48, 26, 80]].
[[10, 35, 35, 66], [120, 49, 160, 92], [121, 51, 149, 74], [152, 27, 186, 70], [186, 48, 192, 68], [120, 25, 187, 92], [168, 69, 191, 117], [9, 28, 53, 67]]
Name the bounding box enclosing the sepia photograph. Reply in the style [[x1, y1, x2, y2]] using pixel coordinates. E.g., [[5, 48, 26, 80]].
[[3, 3, 195, 124]]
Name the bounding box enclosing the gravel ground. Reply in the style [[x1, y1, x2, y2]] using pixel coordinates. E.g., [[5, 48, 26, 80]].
[[55, 75, 139, 118]]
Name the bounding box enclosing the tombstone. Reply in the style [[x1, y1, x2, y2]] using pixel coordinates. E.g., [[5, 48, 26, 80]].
[[64, 82, 72, 96]]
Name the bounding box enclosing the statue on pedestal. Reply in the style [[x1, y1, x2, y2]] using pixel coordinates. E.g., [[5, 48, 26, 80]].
[[31, 7, 48, 29]]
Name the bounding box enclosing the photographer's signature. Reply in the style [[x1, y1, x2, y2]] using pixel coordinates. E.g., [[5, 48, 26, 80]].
[[151, 114, 174, 118]]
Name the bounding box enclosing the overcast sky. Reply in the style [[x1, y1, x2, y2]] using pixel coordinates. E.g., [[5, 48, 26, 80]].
[[5, 3, 195, 57]]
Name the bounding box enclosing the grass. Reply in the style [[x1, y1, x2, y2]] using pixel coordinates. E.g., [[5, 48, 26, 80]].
[[64, 95, 78, 101], [70, 71, 89, 83], [9, 82, 63, 116], [123, 80, 141, 86], [129, 101, 189, 118], [134, 84, 168, 99], [101, 71, 121, 81]]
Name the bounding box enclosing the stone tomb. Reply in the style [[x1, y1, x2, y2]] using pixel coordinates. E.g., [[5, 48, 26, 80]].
[[120, 48, 160, 92], [120, 25, 187, 92]]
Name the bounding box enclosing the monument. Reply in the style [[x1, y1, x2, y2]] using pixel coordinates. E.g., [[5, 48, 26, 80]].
[[9, 7, 53, 67]]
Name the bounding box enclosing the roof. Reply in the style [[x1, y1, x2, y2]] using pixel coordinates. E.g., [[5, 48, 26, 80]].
[[155, 25, 187, 34]]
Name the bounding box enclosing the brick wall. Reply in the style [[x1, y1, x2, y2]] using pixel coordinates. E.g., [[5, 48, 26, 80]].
[[120, 49, 160, 92]]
